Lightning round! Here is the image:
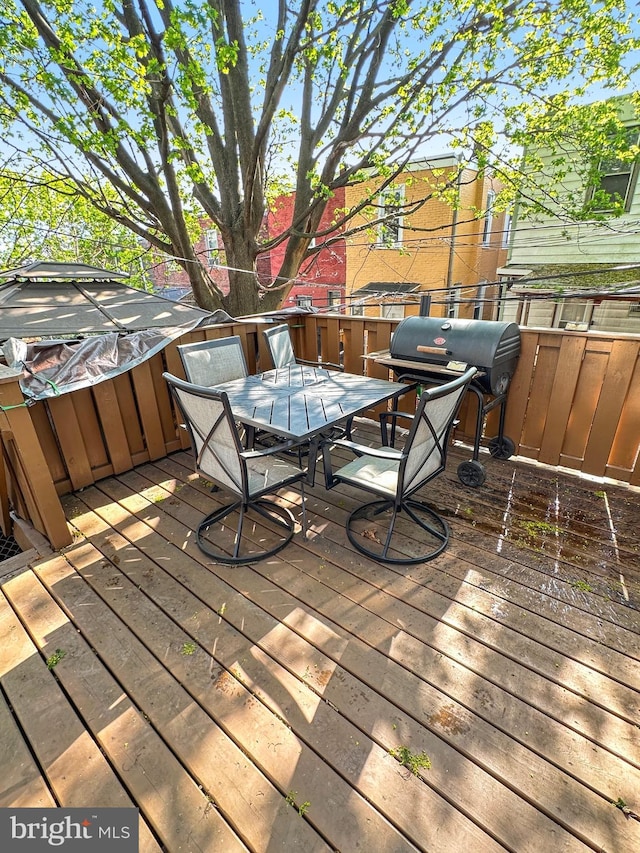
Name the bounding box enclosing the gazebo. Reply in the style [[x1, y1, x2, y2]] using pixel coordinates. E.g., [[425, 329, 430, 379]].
[[0, 261, 212, 340]]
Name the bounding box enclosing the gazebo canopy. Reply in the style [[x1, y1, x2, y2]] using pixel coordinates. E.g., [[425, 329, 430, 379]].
[[0, 261, 130, 281], [0, 261, 212, 341]]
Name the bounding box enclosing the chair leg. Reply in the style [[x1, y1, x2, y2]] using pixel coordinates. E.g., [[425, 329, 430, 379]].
[[197, 498, 297, 565], [345, 498, 449, 565], [403, 499, 450, 544], [299, 480, 307, 539], [231, 502, 246, 560], [381, 500, 399, 556]]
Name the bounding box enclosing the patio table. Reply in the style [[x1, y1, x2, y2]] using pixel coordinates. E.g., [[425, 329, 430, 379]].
[[213, 365, 413, 484]]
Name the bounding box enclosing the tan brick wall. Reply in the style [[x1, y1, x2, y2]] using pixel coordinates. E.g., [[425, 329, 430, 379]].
[[345, 163, 507, 319]]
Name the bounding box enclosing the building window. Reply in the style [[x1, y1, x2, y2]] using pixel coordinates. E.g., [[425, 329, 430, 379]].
[[482, 191, 495, 247], [380, 302, 404, 320], [376, 186, 405, 248], [588, 127, 640, 212], [296, 295, 313, 308], [447, 285, 459, 319], [473, 283, 487, 320], [553, 299, 594, 330], [204, 229, 219, 266], [328, 290, 341, 308], [502, 213, 512, 248], [351, 303, 364, 316]]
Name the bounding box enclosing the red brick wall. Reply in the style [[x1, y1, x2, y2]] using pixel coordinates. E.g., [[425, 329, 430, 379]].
[[149, 194, 346, 311], [264, 189, 346, 310]]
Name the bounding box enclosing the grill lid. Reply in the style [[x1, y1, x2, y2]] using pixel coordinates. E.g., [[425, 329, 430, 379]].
[[390, 316, 521, 396]]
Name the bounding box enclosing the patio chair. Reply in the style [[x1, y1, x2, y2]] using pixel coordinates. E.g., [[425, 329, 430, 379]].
[[263, 324, 343, 371], [177, 336, 248, 386], [262, 323, 351, 449], [178, 335, 258, 449], [322, 366, 477, 564], [163, 372, 308, 565]]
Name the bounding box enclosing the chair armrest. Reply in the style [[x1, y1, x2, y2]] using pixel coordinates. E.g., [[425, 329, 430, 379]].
[[332, 438, 403, 460], [241, 438, 306, 460], [379, 410, 414, 447], [380, 410, 414, 422]]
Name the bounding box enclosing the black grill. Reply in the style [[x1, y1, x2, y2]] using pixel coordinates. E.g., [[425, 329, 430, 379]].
[[389, 316, 521, 395], [375, 317, 521, 486]]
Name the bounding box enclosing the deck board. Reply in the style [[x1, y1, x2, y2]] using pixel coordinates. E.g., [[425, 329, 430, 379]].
[[1, 431, 639, 853], [0, 683, 56, 810], [68, 476, 491, 853]]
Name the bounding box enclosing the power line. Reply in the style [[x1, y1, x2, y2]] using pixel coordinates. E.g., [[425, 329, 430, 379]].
[[5, 211, 640, 296]]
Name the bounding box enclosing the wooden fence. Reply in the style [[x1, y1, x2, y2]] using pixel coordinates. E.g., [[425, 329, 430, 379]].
[[1, 316, 638, 550], [503, 328, 640, 486]]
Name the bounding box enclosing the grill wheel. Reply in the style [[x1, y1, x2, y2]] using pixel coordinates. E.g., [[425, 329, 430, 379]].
[[488, 436, 516, 460], [457, 459, 486, 487]]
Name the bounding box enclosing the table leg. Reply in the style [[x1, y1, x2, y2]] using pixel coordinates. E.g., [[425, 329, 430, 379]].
[[306, 437, 320, 486]]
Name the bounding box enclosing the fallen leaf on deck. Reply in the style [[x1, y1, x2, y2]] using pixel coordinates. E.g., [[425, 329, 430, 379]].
[[363, 528, 382, 544]]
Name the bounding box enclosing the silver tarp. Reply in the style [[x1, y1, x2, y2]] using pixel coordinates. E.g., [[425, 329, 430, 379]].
[[3, 312, 234, 401]]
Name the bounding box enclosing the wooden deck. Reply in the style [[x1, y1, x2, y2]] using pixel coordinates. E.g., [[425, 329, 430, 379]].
[[1, 426, 639, 853]]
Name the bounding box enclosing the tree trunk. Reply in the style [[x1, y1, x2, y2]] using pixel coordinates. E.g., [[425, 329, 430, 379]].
[[219, 225, 261, 317], [259, 235, 311, 312], [222, 268, 261, 316], [179, 256, 224, 312], [259, 288, 284, 313]]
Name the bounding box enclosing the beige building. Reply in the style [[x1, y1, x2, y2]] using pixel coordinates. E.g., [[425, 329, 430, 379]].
[[344, 155, 508, 319]]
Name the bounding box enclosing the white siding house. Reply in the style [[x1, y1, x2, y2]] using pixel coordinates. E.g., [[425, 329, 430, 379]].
[[500, 283, 640, 332], [501, 95, 640, 333]]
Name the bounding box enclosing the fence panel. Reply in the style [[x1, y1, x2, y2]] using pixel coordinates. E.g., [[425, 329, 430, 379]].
[[504, 329, 640, 483], [0, 367, 71, 549], [537, 335, 587, 466], [8, 318, 640, 551], [610, 356, 640, 485]]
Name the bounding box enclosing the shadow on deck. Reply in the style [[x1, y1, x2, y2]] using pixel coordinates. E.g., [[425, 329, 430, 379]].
[[1, 425, 639, 852]]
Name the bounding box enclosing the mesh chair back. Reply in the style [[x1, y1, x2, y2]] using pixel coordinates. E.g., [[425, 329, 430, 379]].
[[263, 325, 297, 368], [401, 368, 475, 495], [178, 336, 248, 386], [167, 376, 244, 496]]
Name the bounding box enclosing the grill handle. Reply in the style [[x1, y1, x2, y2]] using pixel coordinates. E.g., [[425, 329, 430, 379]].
[[416, 345, 452, 356]]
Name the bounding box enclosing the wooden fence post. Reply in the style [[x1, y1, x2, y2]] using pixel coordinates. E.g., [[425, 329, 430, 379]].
[[0, 366, 71, 550]]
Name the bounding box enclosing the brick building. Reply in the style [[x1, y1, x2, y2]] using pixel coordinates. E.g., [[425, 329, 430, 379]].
[[149, 191, 346, 312], [344, 155, 508, 319], [262, 188, 346, 311]]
